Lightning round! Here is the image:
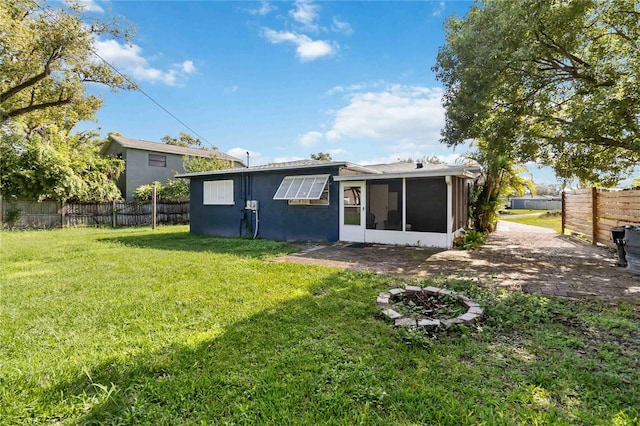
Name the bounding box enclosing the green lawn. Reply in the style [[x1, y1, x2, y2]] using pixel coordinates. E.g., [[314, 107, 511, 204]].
[[500, 209, 548, 215], [1, 226, 638, 424], [501, 211, 563, 233]]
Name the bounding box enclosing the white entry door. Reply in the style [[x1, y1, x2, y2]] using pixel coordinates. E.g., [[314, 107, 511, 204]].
[[339, 181, 366, 242]]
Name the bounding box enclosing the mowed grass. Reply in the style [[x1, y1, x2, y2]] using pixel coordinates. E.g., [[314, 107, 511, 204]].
[[501, 211, 563, 233], [1, 226, 639, 424], [500, 209, 546, 215]]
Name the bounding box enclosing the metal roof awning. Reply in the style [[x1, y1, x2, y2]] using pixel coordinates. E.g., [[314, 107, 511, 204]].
[[273, 174, 330, 200]]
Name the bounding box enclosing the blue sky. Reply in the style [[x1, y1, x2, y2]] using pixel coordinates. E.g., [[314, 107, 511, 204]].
[[71, 0, 563, 183]]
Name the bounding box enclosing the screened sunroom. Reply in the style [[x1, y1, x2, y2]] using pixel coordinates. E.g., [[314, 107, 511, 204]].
[[334, 164, 479, 248]]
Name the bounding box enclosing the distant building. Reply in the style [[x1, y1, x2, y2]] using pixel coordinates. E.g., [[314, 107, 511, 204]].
[[509, 195, 561, 210], [101, 134, 245, 200]]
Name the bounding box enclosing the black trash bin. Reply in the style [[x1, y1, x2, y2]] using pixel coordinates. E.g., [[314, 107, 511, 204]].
[[624, 226, 640, 273], [610, 226, 627, 267]]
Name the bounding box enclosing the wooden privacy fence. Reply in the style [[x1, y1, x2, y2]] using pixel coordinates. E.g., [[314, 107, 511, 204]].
[[562, 188, 640, 247], [0, 199, 189, 229]]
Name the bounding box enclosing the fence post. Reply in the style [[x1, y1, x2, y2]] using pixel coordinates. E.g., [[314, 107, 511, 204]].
[[112, 199, 117, 228], [591, 187, 598, 245], [561, 191, 565, 235], [152, 186, 157, 230], [60, 200, 65, 228]]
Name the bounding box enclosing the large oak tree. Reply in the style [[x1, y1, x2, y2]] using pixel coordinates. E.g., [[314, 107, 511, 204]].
[[434, 0, 640, 186], [0, 0, 135, 128], [0, 0, 136, 201]]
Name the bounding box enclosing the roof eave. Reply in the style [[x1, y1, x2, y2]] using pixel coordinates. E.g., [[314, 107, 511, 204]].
[[175, 161, 379, 179], [333, 167, 481, 181], [106, 134, 245, 164]]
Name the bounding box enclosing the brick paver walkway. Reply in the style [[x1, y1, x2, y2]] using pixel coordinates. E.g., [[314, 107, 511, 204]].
[[272, 221, 640, 303]]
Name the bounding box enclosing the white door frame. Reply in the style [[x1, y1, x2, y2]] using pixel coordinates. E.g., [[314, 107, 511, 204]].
[[339, 181, 366, 243]]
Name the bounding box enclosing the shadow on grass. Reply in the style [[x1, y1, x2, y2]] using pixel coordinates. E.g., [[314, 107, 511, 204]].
[[41, 275, 640, 424], [100, 231, 298, 259]]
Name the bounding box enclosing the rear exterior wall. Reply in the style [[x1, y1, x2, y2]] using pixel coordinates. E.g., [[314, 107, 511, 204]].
[[123, 149, 185, 201], [189, 166, 341, 242]]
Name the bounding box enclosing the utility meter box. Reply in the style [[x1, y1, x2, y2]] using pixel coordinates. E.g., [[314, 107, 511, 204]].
[[245, 200, 259, 210]]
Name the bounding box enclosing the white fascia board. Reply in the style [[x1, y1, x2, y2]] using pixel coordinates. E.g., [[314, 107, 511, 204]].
[[333, 167, 481, 182]]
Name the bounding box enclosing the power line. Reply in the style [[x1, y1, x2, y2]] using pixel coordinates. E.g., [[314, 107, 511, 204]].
[[27, 0, 214, 148]]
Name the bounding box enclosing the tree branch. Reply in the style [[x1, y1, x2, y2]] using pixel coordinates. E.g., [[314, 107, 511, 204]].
[[4, 97, 73, 120], [0, 47, 61, 103]]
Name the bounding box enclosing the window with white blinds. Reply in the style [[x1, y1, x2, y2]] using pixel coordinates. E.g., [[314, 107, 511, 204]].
[[203, 180, 234, 205]]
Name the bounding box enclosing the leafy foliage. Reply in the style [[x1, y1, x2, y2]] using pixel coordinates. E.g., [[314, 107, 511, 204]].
[[183, 155, 230, 173], [434, 0, 640, 186], [133, 180, 189, 202], [162, 132, 216, 149], [535, 183, 562, 196], [0, 0, 135, 128], [466, 139, 535, 232], [310, 152, 332, 161], [401, 155, 447, 165], [0, 131, 123, 201], [453, 228, 487, 250]]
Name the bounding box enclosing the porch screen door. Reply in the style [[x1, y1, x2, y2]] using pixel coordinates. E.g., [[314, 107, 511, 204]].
[[339, 181, 365, 242]]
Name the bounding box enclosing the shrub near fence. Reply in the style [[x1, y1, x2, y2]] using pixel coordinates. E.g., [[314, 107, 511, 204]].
[[0, 199, 189, 229], [562, 188, 640, 247]]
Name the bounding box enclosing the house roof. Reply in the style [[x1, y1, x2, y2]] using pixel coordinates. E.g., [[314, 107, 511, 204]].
[[364, 162, 452, 173], [102, 134, 244, 165], [176, 159, 481, 181], [176, 159, 380, 178]]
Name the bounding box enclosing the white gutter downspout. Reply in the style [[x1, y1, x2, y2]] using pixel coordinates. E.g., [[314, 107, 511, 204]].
[[445, 175, 453, 248]]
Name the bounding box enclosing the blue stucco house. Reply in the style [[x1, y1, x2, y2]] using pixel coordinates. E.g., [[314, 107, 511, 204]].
[[101, 134, 245, 200], [177, 160, 480, 248]]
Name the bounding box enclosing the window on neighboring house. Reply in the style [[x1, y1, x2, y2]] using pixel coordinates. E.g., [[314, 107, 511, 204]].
[[273, 175, 330, 205], [148, 153, 167, 167], [203, 180, 234, 205]]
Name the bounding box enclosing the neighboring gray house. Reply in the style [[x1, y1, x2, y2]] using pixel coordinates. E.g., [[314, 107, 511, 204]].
[[101, 134, 245, 200]]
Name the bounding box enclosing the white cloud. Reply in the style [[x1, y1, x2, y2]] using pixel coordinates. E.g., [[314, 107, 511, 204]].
[[289, 0, 321, 31], [94, 39, 195, 86], [181, 60, 196, 74], [261, 28, 336, 61], [329, 148, 347, 156], [323, 84, 445, 147], [248, 1, 275, 16], [298, 131, 324, 146], [224, 85, 239, 94], [432, 1, 446, 17], [326, 81, 383, 96], [331, 17, 353, 35], [326, 86, 344, 95]]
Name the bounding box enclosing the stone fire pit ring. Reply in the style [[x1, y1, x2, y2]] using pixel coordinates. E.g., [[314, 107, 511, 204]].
[[377, 285, 484, 329]]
